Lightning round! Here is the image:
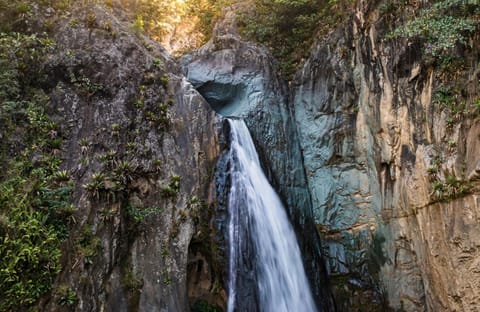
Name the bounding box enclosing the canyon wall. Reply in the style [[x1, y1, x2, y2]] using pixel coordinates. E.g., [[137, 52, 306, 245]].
[[4, 1, 480, 311], [28, 5, 222, 311], [183, 12, 334, 310], [293, 1, 480, 310]]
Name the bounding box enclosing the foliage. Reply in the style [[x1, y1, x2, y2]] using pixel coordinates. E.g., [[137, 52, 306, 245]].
[[191, 299, 223, 312], [237, 0, 353, 79], [0, 0, 74, 32], [109, 0, 232, 53], [76, 224, 101, 265], [388, 0, 480, 57], [183, 0, 232, 40], [130, 0, 182, 38], [432, 84, 479, 124], [0, 32, 73, 311], [126, 205, 163, 222], [121, 268, 143, 291], [83, 172, 106, 199], [162, 175, 181, 197], [127, 0, 226, 45], [70, 73, 105, 97], [144, 101, 173, 132], [131, 14, 145, 33], [114, 160, 135, 185], [0, 33, 53, 102], [430, 174, 470, 201], [57, 285, 77, 307], [0, 0, 33, 32]]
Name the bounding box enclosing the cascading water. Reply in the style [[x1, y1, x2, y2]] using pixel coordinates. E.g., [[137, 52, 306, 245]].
[[226, 118, 317, 312]]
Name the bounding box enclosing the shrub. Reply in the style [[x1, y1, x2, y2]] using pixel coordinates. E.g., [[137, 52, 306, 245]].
[[127, 205, 163, 222], [0, 32, 71, 310], [162, 175, 181, 197], [426, 166, 438, 174], [237, 0, 354, 79], [57, 285, 77, 307], [83, 173, 106, 198], [122, 268, 143, 291], [192, 299, 223, 312], [76, 224, 101, 265], [388, 0, 479, 58]]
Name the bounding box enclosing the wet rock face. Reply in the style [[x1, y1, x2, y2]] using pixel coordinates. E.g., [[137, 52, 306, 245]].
[[294, 2, 480, 311], [183, 26, 334, 310], [37, 5, 222, 312]]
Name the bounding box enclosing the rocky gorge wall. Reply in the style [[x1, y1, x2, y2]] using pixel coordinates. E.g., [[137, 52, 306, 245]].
[[23, 3, 332, 311], [182, 11, 334, 310], [293, 1, 480, 311], [19, 4, 224, 311], [6, 3, 333, 311], [4, 1, 480, 311]]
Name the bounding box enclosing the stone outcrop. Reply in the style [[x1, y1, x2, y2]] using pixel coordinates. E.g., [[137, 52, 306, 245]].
[[31, 4, 223, 311], [293, 1, 480, 310]]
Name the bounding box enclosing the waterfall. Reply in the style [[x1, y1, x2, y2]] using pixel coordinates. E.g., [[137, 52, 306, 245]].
[[226, 118, 317, 312]]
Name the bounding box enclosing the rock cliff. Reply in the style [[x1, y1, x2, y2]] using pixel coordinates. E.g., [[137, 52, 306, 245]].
[[14, 4, 223, 311], [294, 1, 480, 310]]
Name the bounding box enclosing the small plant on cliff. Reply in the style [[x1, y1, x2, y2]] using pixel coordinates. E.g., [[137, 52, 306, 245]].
[[52, 169, 69, 180], [57, 285, 77, 307], [78, 138, 90, 154], [474, 99, 480, 113], [427, 166, 438, 175], [144, 102, 172, 132], [83, 172, 106, 198], [85, 12, 98, 28], [76, 224, 101, 265], [127, 205, 163, 222], [131, 14, 145, 33], [152, 58, 163, 69], [430, 174, 470, 202], [114, 160, 136, 186], [70, 73, 104, 96], [162, 175, 181, 197], [160, 75, 169, 88], [121, 268, 143, 291], [111, 123, 121, 136], [157, 102, 171, 131]]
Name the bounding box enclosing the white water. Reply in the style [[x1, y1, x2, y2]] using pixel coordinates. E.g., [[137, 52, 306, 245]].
[[226, 119, 317, 312]]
